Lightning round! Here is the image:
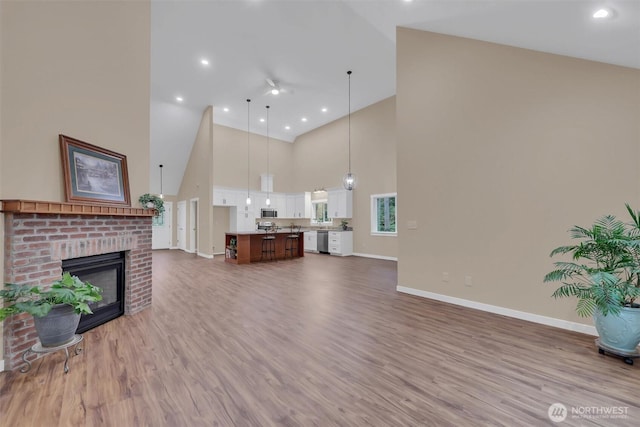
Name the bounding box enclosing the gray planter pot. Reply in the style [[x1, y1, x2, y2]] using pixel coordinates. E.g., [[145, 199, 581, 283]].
[[32, 304, 81, 347], [593, 306, 640, 353]]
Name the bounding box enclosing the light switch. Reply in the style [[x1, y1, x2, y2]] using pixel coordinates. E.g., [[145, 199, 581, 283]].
[[407, 220, 418, 230]]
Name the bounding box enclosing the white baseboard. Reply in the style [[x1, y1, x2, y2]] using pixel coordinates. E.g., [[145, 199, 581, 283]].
[[397, 285, 597, 336], [213, 252, 225, 256], [353, 252, 398, 261], [0, 360, 4, 372], [184, 249, 195, 254], [170, 246, 179, 250], [197, 252, 213, 259]]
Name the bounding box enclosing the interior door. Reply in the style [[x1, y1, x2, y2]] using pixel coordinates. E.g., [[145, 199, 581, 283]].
[[152, 201, 172, 249], [190, 198, 198, 253], [177, 200, 187, 251]]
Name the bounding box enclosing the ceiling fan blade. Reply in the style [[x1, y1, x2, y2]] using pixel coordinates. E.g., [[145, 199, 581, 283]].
[[266, 78, 276, 88]]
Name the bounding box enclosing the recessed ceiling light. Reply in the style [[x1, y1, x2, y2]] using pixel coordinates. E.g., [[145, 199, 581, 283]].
[[176, 96, 183, 103], [259, 118, 265, 123], [321, 107, 328, 113], [271, 88, 280, 95], [593, 8, 610, 18], [201, 58, 209, 66], [223, 107, 229, 112], [301, 117, 308, 122], [285, 125, 291, 130]]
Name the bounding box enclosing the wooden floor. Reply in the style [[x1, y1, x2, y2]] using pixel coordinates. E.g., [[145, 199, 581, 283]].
[[1, 250, 638, 426]]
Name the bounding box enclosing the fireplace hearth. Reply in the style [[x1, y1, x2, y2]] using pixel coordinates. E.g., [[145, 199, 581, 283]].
[[1, 200, 154, 370]]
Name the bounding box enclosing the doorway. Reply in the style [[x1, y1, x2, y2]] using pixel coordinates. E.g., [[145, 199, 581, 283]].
[[152, 201, 173, 249], [177, 200, 187, 251], [190, 198, 198, 254]]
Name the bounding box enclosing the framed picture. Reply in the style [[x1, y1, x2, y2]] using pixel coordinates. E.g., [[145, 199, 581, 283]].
[[59, 135, 131, 206]]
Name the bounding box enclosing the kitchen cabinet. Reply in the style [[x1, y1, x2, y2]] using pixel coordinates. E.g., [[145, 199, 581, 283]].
[[225, 231, 304, 264], [327, 189, 352, 218], [328, 231, 352, 256], [270, 193, 286, 214], [253, 192, 266, 209], [213, 186, 239, 206], [285, 194, 296, 218], [294, 192, 311, 218], [304, 230, 318, 252], [252, 192, 267, 218], [283, 192, 310, 218], [214, 185, 310, 219], [230, 206, 256, 232]]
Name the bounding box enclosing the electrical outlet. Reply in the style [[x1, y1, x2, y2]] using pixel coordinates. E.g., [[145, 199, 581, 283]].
[[464, 276, 473, 287], [442, 272, 449, 283]]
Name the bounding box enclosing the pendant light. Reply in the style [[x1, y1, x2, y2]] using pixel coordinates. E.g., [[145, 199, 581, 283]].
[[246, 99, 252, 206], [265, 105, 271, 207], [343, 70, 356, 191], [159, 164, 164, 199]]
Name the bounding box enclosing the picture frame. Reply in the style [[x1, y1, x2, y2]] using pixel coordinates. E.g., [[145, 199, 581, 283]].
[[59, 135, 131, 206]]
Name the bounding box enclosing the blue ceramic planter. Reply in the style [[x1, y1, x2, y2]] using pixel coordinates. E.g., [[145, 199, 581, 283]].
[[594, 307, 640, 353]]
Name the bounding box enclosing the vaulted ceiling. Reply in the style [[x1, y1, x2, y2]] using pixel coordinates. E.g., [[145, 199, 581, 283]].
[[150, 0, 640, 195]]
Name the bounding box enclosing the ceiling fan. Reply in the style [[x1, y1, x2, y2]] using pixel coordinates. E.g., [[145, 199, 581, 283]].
[[264, 78, 291, 96]]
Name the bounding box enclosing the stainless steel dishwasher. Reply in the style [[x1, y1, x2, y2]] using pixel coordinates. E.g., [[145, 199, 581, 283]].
[[317, 230, 329, 254]]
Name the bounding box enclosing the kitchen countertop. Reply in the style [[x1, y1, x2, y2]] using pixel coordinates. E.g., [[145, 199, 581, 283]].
[[303, 228, 352, 232], [228, 230, 305, 235]]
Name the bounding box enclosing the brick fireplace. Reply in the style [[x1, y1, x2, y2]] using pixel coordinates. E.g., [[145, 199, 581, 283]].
[[1, 200, 154, 370]]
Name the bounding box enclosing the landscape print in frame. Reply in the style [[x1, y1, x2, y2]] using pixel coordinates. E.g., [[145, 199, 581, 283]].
[[59, 134, 131, 206]]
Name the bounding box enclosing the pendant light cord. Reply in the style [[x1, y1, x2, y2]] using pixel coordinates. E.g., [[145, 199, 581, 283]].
[[247, 99, 251, 199], [266, 105, 270, 200], [159, 164, 163, 198], [347, 70, 352, 174]]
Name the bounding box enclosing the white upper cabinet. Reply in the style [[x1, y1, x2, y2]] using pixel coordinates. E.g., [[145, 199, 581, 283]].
[[327, 189, 353, 218], [285, 194, 296, 218], [213, 186, 240, 206], [271, 193, 286, 214], [294, 192, 311, 218], [214, 186, 312, 219], [252, 192, 267, 217]]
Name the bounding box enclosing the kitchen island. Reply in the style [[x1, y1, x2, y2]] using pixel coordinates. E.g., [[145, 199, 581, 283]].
[[225, 230, 305, 264]]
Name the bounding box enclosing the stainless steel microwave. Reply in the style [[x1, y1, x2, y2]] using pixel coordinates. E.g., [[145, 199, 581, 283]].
[[261, 208, 277, 218]]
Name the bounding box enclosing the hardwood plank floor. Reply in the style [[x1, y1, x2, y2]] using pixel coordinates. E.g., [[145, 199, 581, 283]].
[[1, 250, 638, 426]]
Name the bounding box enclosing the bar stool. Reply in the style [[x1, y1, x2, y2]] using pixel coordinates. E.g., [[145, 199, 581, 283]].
[[261, 229, 276, 261], [284, 225, 301, 258]]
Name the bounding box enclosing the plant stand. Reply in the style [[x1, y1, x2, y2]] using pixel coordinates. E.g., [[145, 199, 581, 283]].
[[596, 338, 640, 365], [21, 334, 83, 374]]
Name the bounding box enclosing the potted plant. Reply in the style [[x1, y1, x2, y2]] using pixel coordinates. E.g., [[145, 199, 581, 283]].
[[340, 219, 349, 230], [544, 204, 640, 360], [0, 272, 102, 347], [138, 193, 164, 216]]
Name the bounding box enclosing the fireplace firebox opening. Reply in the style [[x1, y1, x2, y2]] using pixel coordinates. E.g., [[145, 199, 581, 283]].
[[62, 251, 126, 333]]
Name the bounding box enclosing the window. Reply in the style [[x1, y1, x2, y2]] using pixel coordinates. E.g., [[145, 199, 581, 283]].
[[371, 193, 396, 236], [311, 200, 331, 225]]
